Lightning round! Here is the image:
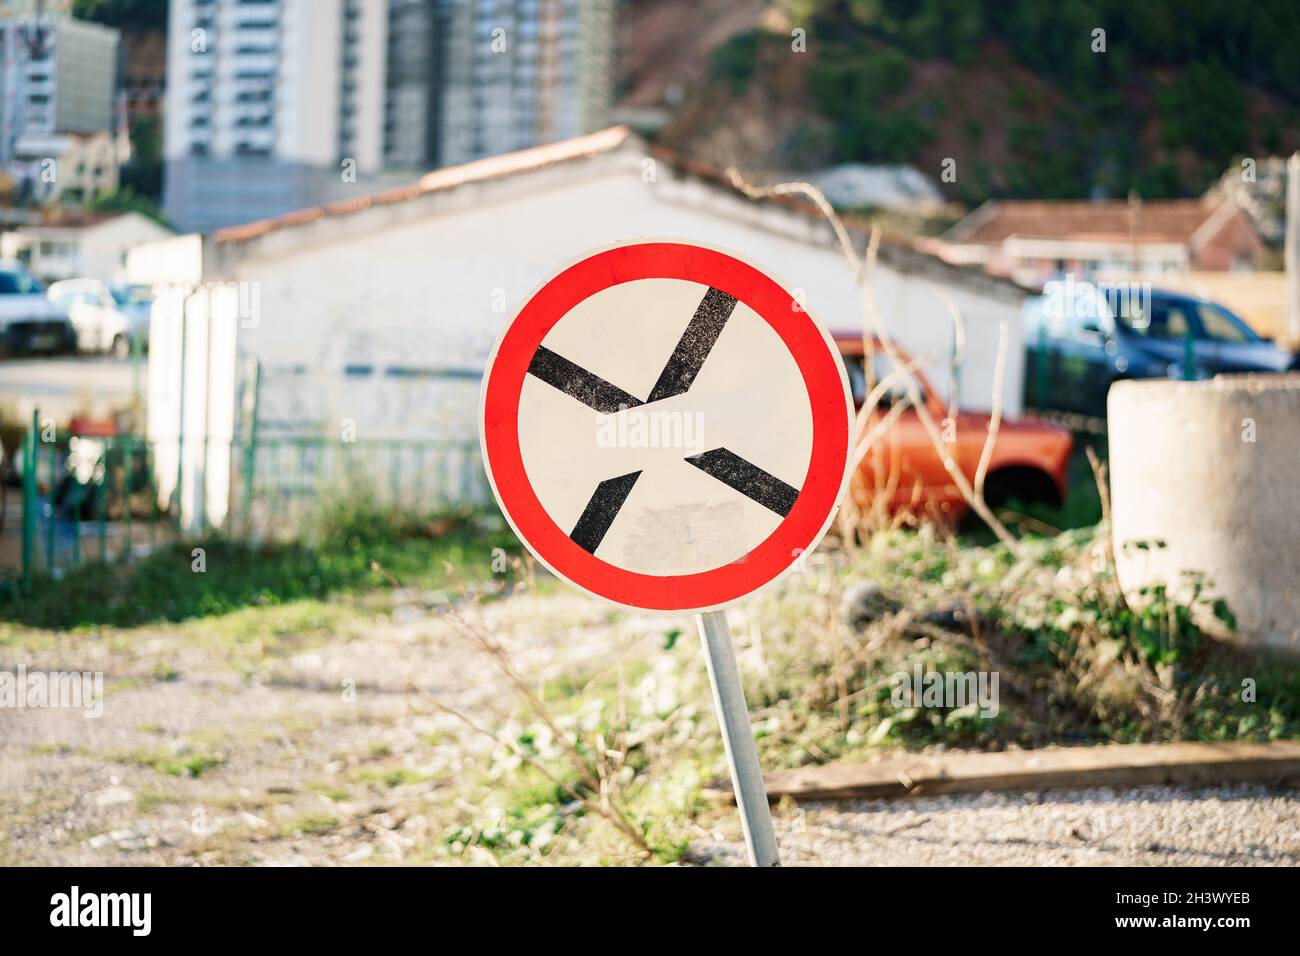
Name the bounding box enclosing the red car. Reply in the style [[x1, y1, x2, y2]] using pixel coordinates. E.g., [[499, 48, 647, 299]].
[[836, 333, 1073, 521]]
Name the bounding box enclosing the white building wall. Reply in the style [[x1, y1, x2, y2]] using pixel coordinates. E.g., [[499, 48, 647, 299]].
[[142, 270, 238, 531], [78, 213, 176, 281], [220, 155, 1024, 448]]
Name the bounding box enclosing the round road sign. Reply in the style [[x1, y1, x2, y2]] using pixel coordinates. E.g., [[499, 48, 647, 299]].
[[480, 240, 853, 612]]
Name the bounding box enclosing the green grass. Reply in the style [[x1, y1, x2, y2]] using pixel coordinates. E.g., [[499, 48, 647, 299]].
[[115, 746, 225, 779], [961, 432, 1105, 545], [352, 767, 436, 789], [279, 814, 338, 838], [5, 480, 1292, 866], [28, 743, 76, 756], [308, 783, 353, 803], [445, 521, 1300, 864], [445, 769, 583, 854], [0, 506, 521, 630]]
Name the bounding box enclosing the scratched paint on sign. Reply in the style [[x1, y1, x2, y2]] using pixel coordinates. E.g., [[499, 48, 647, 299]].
[[517, 277, 812, 576]]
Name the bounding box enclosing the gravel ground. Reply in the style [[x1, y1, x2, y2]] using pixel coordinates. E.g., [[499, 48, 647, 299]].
[[699, 783, 1300, 866], [0, 589, 669, 866], [3, 583, 1297, 867]]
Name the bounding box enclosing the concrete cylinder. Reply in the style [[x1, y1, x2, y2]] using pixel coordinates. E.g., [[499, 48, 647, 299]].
[[1108, 374, 1300, 653]]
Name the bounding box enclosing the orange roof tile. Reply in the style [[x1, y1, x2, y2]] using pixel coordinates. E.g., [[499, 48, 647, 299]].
[[206, 126, 1023, 293], [213, 126, 633, 244], [952, 198, 1228, 245]]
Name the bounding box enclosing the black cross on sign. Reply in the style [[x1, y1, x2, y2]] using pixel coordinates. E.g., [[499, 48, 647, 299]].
[[526, 286, 801, 555]]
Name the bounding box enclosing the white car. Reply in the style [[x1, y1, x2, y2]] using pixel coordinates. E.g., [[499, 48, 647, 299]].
[[47, 278, 153, 359], [0, 261, 76, 355]]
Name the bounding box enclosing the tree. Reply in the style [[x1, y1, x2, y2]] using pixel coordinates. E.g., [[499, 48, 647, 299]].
[[72, 0, 167, 30], [87, 187, 169, 228], [121, 115, 163, 201]]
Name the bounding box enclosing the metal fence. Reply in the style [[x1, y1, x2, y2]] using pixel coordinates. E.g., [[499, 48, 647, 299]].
[[234, 435, 489, 538], [17, 408, 488, 581], [19, 416, 175, 579]]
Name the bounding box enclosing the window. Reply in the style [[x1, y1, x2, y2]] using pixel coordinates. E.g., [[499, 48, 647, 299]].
[[1123, 299, 1191, 340], [1119, 297, 1259, 344], [0, 269, 44, 294], [869, 352, 920, 405], [841, 351, 921, 407], [842, 354, 866, 406], [111, 285, 152, 307], [1195, 302, 1258, 344], [1024, 284, 1112, 342]]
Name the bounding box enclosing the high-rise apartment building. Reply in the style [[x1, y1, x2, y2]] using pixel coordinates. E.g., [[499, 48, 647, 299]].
[[383, 0, 439, 169], [431, 0, 614, 168], [382, 0, 615, 170], [163, 0, 388, 233], [121, 25, 166, 126], [0, 12, 119, 168], [164, 0, 616, 231]]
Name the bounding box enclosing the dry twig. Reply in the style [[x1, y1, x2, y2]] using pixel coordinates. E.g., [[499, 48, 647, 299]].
[[726, 169, 1023, 555]]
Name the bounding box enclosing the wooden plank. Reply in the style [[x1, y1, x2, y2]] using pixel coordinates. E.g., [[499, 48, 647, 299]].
[[703, 741, 1300, 804]]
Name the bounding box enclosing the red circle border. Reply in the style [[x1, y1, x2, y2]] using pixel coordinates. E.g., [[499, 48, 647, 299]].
[[481, 241, 851, 611]]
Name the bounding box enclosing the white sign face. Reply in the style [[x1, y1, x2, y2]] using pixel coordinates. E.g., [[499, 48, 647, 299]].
[[518, 277, 813, 576], [481, 240, 853, 612]]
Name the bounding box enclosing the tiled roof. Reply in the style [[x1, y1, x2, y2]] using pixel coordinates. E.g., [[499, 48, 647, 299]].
[[949, 198, 1228, 245], [206, 125, 1024, 293], [213, 126, 633, 244], [25, 209, 118, 230]]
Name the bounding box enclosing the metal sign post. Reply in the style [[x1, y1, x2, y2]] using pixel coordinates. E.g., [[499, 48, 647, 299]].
[[480, 241, 853, 868], [697, 609, 780, 867]]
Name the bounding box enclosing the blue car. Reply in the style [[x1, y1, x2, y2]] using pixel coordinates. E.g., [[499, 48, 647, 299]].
[[1023, 282, 1299, 417]]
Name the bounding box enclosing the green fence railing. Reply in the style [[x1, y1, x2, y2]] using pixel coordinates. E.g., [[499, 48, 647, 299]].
[[234, 435, 488, 539], [20, 411, 174, 580], [18, 410, 488, 581]]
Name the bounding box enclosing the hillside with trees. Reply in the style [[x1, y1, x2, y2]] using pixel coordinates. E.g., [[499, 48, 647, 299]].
[[629, 0, 1300, 203]]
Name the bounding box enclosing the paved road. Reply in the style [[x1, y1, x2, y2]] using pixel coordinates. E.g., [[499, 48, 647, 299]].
[[701, 784, 1300, 866], [0, 356, 140, 421]]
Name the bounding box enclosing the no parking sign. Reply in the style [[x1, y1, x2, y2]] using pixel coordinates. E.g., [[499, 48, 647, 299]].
[[480, 240, 854, 864], [481, 240, 853, 611]]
